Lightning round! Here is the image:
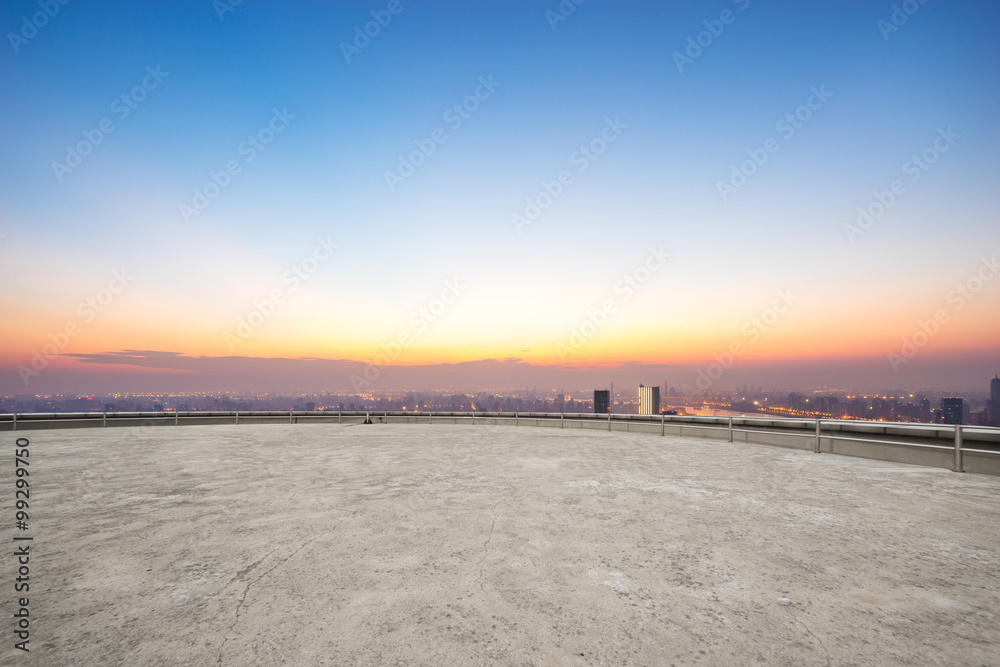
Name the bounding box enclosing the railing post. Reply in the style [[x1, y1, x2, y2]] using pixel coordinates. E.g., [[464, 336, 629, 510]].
[[290, 410, 294, 425], [12, 413, 17, 432], [235, 411, 239, 425], [814, 419, 821, 454], [661, 413, 665, 436], [429, 411, 432, 425], [515, 411, 518, 427], [954, 424, 964, 473], [561, 412, 564, 429], [473, 411, 476, 425], [175, 411, 179, 426], [728, 416, 733, 442], [103, 411, 107, 428], [338, 411, 342, 424], [608, 411, 611, 431]]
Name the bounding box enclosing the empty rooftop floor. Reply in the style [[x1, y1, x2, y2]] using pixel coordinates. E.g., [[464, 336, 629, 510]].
[[5, 423, 1000, 665]]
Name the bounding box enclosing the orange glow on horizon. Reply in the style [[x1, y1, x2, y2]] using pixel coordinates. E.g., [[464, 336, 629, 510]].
[[2, 298, 996, 369]]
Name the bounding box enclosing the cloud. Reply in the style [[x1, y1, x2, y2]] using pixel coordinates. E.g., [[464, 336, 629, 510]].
[[3, 349, 995, 396]]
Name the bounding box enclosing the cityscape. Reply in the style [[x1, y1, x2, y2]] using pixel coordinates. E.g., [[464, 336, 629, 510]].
[[4, 373, 997, 425]]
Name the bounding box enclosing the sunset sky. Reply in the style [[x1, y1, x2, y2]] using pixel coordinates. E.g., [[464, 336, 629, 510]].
[[1, 0, 998, 395]]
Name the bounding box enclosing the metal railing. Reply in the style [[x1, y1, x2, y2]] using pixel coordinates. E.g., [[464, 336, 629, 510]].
[[2, 409, 999, 475]]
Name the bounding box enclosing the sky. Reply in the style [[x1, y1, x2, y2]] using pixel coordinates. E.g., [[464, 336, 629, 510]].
[[1, 0, 998, 396]]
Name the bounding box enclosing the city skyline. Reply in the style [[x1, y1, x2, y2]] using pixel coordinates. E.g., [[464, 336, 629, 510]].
[[4, 371, 997, 426], [2, 1, 998, 397]]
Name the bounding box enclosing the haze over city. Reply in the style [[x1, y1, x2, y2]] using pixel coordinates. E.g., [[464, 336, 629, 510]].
[[2, 0, 997, 397]]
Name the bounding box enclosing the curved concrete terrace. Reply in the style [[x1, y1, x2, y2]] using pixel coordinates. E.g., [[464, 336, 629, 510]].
[[4, 422, 1000, 666]]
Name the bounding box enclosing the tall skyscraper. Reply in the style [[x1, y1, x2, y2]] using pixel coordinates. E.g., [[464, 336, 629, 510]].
[[639, 385, 661, 415], [987, 375, 1000, 426], [594, 390, 610, 414], [940, 397, 964, 425]]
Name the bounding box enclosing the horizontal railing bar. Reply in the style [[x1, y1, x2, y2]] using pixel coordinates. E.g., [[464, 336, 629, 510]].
[[525, 418, 725, 430], [830, 437, 950, 451], [2, 412, 984, 431], [2, 412, 996, 448], [1, 410, 990, 424], [956, 447, 1000, 456], [729, 428, 955, 451], [818, 433, 955, 451]]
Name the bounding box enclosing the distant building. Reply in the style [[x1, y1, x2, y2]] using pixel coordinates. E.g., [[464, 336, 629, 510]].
[[940, 397, 964, 425], [638, 385, 660, 415], [594, 390, 610, 414], [556, 393, 565, 413], [918, 397, 931, 423], [988, 375, 1000, 426]]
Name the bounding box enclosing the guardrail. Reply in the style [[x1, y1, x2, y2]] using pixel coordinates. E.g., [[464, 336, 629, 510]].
[[2, 410, 999, 476]]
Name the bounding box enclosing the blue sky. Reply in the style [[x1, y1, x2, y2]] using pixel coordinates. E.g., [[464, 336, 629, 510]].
[[1, 0, 998, 394]]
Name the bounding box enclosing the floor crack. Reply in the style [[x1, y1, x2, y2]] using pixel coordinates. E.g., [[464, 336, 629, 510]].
[[784, 607, 831, 667], [216, 526, 337, 666], [477, 499, 504, 592]]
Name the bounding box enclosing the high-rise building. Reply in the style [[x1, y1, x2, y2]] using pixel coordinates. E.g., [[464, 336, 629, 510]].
[[594, 390, 610, 414], [638, 385, 660, 415], [988, 375, 1000, 426], [918, 397, 931, 423], [556, 393, 565, 413], [940, 397, 964, 425]]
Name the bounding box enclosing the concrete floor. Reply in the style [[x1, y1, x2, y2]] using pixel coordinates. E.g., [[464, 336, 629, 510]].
[[3, 423, 1000, 666]]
